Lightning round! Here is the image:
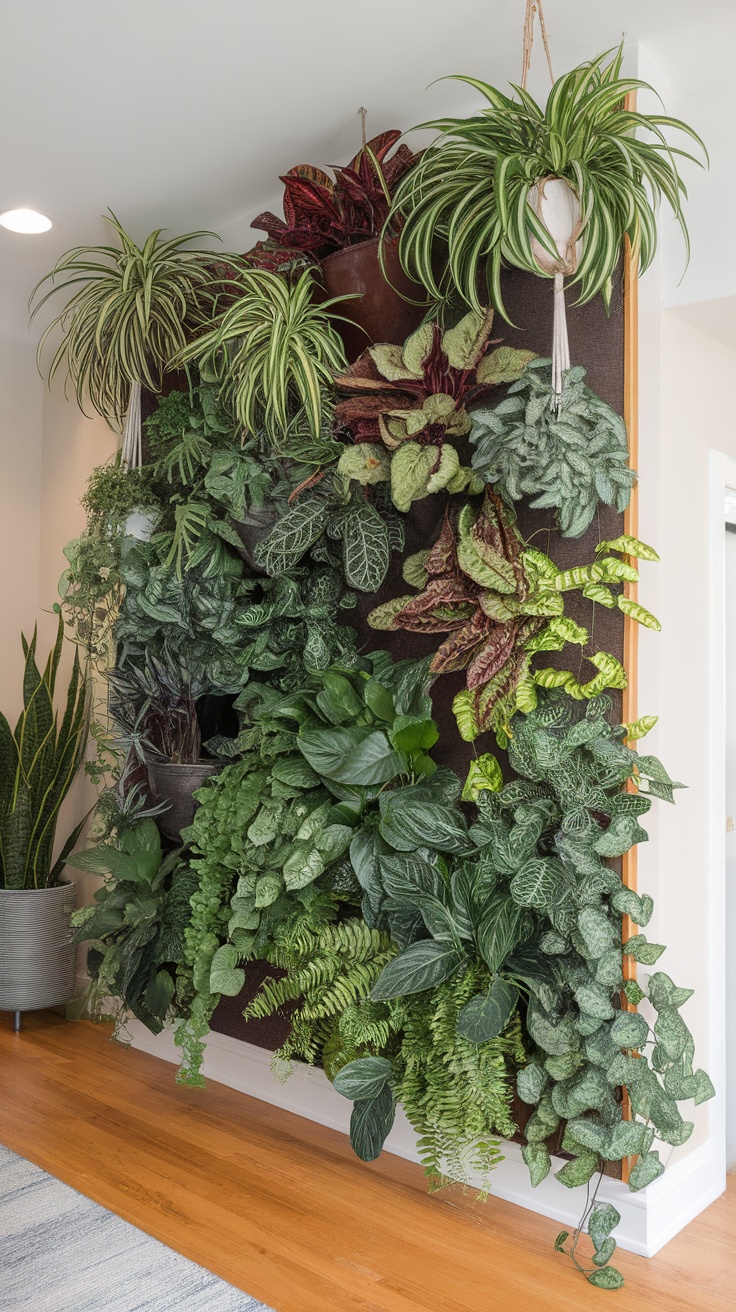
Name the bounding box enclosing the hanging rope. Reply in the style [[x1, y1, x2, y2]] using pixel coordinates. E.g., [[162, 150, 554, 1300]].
[[520, 0, 555, 90]]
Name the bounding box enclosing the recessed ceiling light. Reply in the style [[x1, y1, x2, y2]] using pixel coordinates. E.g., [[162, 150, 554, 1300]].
[[0, 208, 52, 234]]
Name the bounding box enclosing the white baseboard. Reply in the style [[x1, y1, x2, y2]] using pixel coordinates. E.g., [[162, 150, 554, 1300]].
[[127, 1021, 725, 1257]]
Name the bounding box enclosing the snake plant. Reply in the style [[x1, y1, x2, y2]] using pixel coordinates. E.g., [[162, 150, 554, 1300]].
[[0, 615, 89, 890], [387, 47, 707, 318], [30, 212, 224, 429]]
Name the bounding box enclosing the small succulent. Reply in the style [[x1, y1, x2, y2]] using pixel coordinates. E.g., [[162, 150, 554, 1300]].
[[469, 358, 635, 537]]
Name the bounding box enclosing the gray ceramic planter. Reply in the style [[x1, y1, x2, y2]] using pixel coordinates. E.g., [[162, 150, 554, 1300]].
[[147, 760, 222, 843], [0, 881, 77, 1027]]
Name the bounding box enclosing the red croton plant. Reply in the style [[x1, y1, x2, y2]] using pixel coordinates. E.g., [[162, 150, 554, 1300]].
[[251, 131, 417, 260]]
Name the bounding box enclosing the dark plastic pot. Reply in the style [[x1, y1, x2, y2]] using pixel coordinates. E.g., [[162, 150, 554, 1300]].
[[0, 882, 77, 1024], [147, 761, 223, 843], [320, 234, 427, 363]]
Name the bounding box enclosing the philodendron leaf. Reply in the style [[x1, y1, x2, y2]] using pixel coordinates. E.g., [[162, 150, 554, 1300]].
[[209, 944, 245, 996], [371, 940, 465, 1000], [456, 976, 518, 1043], [628, 1150, 665, 1191], [587, 1267, 624, 1290], [298, 726, 404, 785], [339, 502, 390, 592], [333, 1055, 393, 1101], [521, 1141, 551, 1187], [588, 1202, 621, 1254], [390, 442, 437, 513], [350, 1085, 396, 1162], [517, 1060, 548, 1105], [337, 443, 391, 485], [555, 1150, 600, 1188], [388, 714, 439, 753], [609, 1010, 650, 1049], [623, 935, 666, 965]]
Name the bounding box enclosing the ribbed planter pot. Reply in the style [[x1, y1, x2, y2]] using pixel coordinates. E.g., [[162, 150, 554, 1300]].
[[320, 235, 427, 363], [147, 761, 223, 843], [0, 882, 77, 1025]]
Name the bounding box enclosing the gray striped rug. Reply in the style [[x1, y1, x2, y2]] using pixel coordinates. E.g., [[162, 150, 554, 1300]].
[[0, 1144, 275, 1311]]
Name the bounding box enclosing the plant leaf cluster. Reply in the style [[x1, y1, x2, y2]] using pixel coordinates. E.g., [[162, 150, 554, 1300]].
[[0, 615, 89, 890], [30, 212, 226, 427], [70, 818, 195, 1035], [386, 47, 707, 318], [368, 494, 656, 739], [333, 308, 533, 511], [470, 358, 635, 537], [252, 131, 417, 259]]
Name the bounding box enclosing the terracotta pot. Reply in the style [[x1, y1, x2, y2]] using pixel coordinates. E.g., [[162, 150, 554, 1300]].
[[320, 234, 427, 363], [147, 760, 223, 844]]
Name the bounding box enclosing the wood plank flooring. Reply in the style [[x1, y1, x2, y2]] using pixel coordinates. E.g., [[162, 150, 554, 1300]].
[[0, 1011, 732, 1312]]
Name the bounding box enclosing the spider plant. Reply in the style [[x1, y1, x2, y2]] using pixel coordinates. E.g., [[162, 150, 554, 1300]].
[[30, 212, 224, 430], [387, 47, 707, 319], [177, 266, 350, 442]]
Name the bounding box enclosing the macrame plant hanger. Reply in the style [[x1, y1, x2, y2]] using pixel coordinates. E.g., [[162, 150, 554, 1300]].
[[120, 378, 143, 470], [520, 0, 579, 406]]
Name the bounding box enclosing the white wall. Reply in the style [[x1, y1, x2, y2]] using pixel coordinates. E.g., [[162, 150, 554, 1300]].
[[725, 528, 736, 1168], [0, 338, 43, 716], [636, 293, 736, 1168]]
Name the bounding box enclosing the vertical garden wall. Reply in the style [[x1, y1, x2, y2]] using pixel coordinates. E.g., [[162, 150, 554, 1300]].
[[35, 50, 713, 1291]]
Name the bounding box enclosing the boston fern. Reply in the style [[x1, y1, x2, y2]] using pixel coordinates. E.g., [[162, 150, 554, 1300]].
[[386, 47, 706, 318], [469, 358, 635, 538]]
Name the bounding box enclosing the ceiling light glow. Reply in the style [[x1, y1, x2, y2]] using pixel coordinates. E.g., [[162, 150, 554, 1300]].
[[0, 208, 52, 234]]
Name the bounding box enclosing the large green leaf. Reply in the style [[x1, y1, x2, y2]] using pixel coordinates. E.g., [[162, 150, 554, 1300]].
[[333, 1056, 393, 1101], [378, 796, 471, 854], [339, 503, 390, 592], [371, 939, 465, 1000], [456, 976, 518, 1043], [349, 1086, 396, 1162], [298, 726, 404, 786]]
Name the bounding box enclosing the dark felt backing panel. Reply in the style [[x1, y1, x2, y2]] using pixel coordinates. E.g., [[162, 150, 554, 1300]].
[[211, 263, 627, 1069]]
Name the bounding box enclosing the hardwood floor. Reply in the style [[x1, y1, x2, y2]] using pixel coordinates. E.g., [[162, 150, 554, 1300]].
[[0, 1011, 731, 1312]]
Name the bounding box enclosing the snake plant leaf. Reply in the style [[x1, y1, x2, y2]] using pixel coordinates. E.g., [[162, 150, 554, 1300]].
[[349, 1086, 396, 1162], [370, 939, 465, 1000], [457, 976, 519, 1043], [333, 1055, 393, 1101]]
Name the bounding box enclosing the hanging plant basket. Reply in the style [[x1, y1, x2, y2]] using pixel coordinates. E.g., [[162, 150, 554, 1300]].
[[320, 235, 427, 364], [147, 761, 223, 843]]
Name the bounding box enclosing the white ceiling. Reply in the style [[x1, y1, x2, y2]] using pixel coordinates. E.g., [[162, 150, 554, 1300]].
[[2, 0, 734, 346]]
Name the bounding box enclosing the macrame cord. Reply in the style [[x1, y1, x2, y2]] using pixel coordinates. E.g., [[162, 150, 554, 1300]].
[[120, 379, 143, 470], [521, 0, 578, 408]]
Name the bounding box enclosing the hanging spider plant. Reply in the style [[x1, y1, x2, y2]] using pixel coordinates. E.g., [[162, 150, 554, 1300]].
[[30, 212, 225, 465], [177, 265, 351, 442], [387, 47, 707, 323]]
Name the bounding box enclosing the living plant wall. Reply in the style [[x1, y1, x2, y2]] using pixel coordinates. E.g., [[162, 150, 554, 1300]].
[[39, 48, 713, 1291]]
